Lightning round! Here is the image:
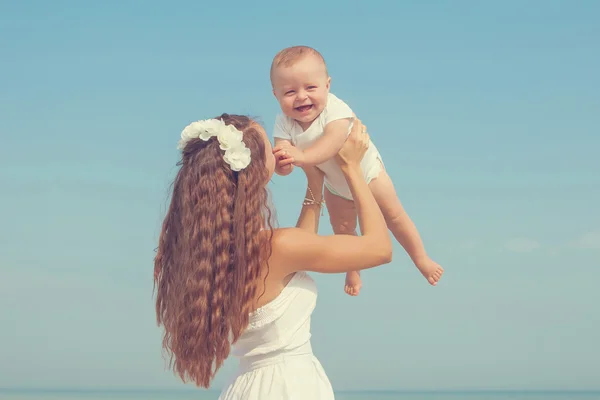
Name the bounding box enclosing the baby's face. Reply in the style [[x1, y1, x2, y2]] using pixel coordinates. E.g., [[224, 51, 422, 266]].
[[271, 55, 330, 126]]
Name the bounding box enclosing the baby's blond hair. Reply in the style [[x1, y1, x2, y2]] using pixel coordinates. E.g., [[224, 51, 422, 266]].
[[270, 45, 328, 82]]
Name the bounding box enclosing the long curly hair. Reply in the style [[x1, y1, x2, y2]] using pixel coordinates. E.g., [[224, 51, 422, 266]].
[[153, 114, 273, 388]]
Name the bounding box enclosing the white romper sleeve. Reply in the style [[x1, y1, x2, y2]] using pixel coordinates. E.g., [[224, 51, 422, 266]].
[[323, 94, 355, 136], [272, 113, 294, 143]]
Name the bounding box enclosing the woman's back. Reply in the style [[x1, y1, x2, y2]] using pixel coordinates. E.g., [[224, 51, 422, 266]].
[[219, 271, 334, 399]]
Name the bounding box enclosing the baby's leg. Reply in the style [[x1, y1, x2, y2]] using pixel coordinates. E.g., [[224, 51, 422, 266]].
[[368, 169, 444, 286], [324, 188, 362, 296]]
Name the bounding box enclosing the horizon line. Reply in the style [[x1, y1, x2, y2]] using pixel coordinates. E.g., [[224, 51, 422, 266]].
[[1, 387, 599, 394]]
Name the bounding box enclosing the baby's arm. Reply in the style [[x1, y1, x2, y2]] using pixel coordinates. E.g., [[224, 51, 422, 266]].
[[302, 119, 352, 166], [280, 119, 351, 167]]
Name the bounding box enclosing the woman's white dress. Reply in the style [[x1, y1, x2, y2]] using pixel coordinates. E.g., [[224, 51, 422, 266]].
[[219, 272, 334, 399]]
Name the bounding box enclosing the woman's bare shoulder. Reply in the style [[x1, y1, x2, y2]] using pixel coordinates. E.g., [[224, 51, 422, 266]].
[[257, 228, 298, 284], [265, 228, 304, 274], [268, 227, 296, 252]]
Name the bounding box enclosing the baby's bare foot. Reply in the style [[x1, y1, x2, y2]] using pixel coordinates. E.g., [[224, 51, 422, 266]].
[[344, 271, 362, 296], [417, 258, 444, 286]]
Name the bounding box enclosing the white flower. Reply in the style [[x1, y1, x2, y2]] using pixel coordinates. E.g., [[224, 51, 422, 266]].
[[223, 144, 251, 171], [177, 118, 252, 171], [199, 119, 225, 141], [177, 121, 202, 149], [177, 119, 226, 149], [217, 123, 243, 151]]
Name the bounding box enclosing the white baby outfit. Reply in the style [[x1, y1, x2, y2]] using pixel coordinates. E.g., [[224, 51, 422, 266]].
[[218, 272, 334, 399], [273, 93, 383, 200]]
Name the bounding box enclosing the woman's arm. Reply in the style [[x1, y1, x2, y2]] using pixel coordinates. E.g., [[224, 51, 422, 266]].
[[272, 119, 392, 274], [295, 166, 325, 233]]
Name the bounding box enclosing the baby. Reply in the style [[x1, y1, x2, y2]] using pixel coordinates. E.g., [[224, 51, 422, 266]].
[[270, 46, 444, 295]]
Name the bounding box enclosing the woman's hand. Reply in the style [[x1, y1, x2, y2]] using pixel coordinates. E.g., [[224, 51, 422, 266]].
[[335, 118, 370, 168]]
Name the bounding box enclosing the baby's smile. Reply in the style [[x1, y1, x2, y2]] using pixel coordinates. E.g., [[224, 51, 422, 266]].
[[294, 105, 314, 113]]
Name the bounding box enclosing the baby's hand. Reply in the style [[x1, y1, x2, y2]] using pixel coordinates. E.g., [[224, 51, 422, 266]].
[[273, 145, 296, 176], [276, 161, 294, 176], [274, 141, 306, 167]]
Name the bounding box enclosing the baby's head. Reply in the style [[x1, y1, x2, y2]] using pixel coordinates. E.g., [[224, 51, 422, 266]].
[[270, 46, 330, 125]]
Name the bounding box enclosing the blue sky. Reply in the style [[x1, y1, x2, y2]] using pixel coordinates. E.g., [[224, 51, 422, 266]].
[[1, 0, 599, 392]]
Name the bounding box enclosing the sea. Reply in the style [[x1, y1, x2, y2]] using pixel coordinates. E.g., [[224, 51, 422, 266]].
[[0, 390, 599, 400]]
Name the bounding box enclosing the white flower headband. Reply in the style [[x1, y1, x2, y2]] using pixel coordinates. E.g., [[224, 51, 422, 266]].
[[177, 118, 252, 172]]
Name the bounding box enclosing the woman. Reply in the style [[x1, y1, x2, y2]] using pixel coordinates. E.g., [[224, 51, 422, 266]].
[[153, 114, 392, 399]]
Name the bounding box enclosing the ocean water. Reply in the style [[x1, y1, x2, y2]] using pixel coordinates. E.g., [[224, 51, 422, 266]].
[[0, 390, 599, 400]]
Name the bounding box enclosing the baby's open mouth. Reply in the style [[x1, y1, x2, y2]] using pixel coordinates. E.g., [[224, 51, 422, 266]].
[[295, 105, 313, 113]]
